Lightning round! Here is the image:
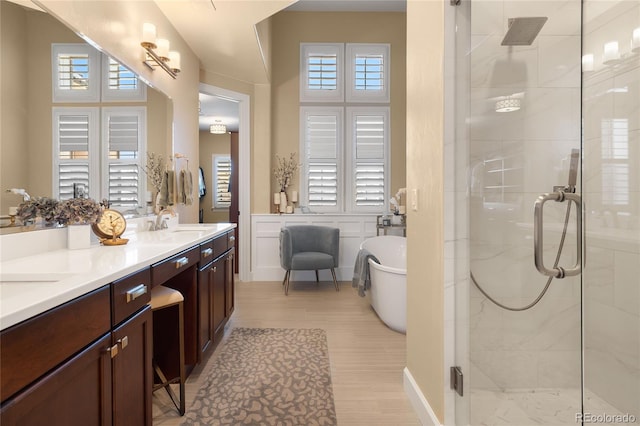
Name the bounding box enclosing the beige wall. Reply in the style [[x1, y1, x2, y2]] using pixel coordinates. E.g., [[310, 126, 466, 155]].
[[0, 3, 170, 212], [406, 0, 445, 422], [270, 11, 407, 198], [198, 131, 230, 223], [1, 1, 29, 213], [37, 0, 201, 223]]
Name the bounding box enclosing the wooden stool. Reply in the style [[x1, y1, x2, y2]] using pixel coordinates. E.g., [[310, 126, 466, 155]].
[[150, 286, 185, 416]]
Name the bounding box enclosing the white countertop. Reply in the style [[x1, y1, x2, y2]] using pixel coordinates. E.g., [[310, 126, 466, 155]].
[[0, 222, 236, 331]]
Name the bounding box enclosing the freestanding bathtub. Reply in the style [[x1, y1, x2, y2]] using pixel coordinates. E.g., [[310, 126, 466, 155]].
[[359, 235, 407, 333]]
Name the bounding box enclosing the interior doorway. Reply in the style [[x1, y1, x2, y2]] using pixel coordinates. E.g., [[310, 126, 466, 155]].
[[198, 84, 250, 282]]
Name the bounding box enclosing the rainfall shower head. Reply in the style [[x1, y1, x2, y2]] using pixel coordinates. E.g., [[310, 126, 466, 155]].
[[501, 17, 548, 46]]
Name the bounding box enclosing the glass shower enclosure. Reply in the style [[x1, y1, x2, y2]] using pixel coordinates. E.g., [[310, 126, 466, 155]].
[[453, 0, 639, 424]]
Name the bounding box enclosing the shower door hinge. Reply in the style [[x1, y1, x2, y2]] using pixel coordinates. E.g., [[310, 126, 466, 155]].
[[450, 366, 463, 396], [450, 0, 461, 5]]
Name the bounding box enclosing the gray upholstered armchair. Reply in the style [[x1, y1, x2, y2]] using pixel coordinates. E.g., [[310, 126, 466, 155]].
[[279, 225, 340, 295]]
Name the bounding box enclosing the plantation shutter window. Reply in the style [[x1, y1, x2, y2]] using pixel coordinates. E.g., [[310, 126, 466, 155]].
[[300, 44, 344, 102], [300, 107, 343, 211], [102, 108, 146, 209], [52, 44, 100, 102], [346, 44, 390, 103], [101, 56, 147, 102], [53, 107, 100, 200], [213, 156, 232, 209], [348, 108, 389, 211], [297, 43, 391, 213]]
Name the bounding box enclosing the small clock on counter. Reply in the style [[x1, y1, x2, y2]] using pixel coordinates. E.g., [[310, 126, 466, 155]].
[[92, 208, 129, 245]]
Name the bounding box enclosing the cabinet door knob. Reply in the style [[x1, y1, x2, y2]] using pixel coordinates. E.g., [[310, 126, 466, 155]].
[[126, 284, 147, 303], [117, 336, 129, 350], [174, 256, 189, 269], [229, 236, 235, 242], [212, 266, 217, 273], [202, 248, 213, 258]]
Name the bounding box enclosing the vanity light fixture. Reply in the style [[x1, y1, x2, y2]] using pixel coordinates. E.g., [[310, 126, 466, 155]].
[[602, 41, 620, 65], [210, 122, 227, 134], [632, 28, 640, 53], [140, 23, 180, 79], [495, 97, 521, 113]]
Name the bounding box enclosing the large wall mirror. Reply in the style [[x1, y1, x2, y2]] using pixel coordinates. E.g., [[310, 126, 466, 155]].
[[0, 1, 172, 231]]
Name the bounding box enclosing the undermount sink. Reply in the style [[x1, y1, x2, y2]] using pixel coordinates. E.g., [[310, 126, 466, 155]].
[[0, 272, 75, 283]]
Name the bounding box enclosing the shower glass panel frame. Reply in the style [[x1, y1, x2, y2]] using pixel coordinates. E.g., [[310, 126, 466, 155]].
[[453, 0, 640, 424]]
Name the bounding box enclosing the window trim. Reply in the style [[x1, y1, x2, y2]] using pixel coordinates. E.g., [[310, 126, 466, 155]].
[[101, 56, 147, 102], [212, 155, 232, 210], [299, 106, 344, 213], [300, 43, 344, 103], [52, 106, 100, 200], [346, 106, 390, 212], [101, 106, 147, 210], [52, 44, 101, 103], [345, 43, 390, 103]]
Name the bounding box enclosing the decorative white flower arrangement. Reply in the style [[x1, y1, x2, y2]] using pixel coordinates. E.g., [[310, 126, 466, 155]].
[[273, 153, 300, 193]]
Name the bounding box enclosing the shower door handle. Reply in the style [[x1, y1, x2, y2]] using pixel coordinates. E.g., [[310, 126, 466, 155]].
[[534, 191, 582, 278]]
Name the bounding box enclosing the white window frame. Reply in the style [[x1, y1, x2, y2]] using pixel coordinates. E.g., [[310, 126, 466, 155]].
[[346, 43, 390, 103], [299, 106, 344, 213], [346, 107, 390, 212], [212, 155, 232, 210], [101, 55, 147, 102], [101, 107, 147, 211], [52, 44, 101, 103], [300, 43, 344, 103], [52, 107, 100, 200]]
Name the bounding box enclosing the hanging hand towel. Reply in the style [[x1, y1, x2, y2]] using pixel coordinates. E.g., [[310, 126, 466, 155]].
[[182, 169, 194, 206], [167, 170, 176, 206], [158, 171, 169, 208], [177, 169, 186, 204]]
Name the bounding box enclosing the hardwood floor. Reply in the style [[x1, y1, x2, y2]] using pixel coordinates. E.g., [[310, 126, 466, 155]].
[[153, 279, 420, 425]]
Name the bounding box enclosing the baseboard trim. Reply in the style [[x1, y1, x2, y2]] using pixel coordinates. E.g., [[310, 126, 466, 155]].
[[403, 367, 442, 426]]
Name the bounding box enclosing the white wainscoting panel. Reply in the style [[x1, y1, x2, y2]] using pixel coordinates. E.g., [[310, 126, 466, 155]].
[[251, 214, 379, 281]]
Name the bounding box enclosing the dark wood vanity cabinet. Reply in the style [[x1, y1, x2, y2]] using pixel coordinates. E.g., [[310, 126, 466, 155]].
[[0, 268, 153, 426], [197, 231, 235, 360]]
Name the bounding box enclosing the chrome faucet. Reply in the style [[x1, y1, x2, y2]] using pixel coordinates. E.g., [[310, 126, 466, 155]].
[[148, 208, 175, 231]]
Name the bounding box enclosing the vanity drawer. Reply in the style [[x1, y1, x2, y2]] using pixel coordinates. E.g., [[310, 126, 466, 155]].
[[0, 285, 111, 403], [151, 246, 199, 288], [199, 239, 214, 263], [213, 234, 227, 257], [111, 267, 151, 326]]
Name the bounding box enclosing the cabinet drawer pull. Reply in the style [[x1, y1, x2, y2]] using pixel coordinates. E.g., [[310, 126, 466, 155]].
[[202, 248, 213, 258], [174, 256, 189, 269], [106, 344, 119, 358], [228, 236, 235, 242], [117, 336, 129, 350], [126, 284, 148, 303]]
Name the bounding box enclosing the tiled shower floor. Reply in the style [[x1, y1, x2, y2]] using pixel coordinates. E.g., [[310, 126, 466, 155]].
[[470, 388, 637, 425]]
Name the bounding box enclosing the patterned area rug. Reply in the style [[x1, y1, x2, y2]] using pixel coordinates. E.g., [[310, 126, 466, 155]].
[[181, 328, 337, 425]]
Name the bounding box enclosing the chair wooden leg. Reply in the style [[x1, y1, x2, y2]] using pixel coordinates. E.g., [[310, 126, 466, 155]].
[[282, 270, 289, 287], [315, 270, 319, 283], [284, 270, 291, 295], [330, 268, 339, 291]]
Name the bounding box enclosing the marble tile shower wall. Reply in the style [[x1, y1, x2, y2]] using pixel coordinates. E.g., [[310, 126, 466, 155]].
[[582, 0, 640, 419], [468, 0, 583, 391]]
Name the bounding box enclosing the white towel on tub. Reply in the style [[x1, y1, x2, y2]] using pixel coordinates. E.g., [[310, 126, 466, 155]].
[[352, 248, 379, 297]]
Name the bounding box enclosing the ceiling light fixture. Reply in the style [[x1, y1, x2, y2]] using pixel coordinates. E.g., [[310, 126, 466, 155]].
[[210, 123, 227, 134], [140, 23, 180, 79], [495, 97, 521, 113]]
